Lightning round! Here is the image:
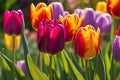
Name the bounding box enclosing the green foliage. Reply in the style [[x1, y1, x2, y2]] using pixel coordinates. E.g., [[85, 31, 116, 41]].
[[27, 54, 49, 80], [0, 54, 26, 80]]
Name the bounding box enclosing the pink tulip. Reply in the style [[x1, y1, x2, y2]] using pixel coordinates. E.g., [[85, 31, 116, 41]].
[[3, 10, 23, 35]]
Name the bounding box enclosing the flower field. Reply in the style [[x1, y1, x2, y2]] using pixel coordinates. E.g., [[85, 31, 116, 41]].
[[0, 0, 120, 80]]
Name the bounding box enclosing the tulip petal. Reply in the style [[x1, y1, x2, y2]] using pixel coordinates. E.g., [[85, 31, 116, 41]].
[[50, 24, 65, 54]]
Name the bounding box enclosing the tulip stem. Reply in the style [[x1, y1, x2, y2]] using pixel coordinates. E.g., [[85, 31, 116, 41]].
[[49, 55, 52, 80], [12, 36, 16, 80], [38, 52, 42, 70], [85, 60, 89, 80]]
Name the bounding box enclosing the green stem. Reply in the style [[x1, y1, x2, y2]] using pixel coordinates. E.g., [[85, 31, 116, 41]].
[[49, 55, 52, 80], [12, 36, 16, 80], [85, 60, 89, 80], [38, 52, 42, 70]]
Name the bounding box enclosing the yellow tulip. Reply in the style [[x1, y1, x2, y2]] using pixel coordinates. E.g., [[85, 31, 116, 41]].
[[96, 1, 107, 13]]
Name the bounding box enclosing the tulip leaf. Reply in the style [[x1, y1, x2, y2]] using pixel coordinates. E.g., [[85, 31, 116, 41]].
[[0, 53, 27, 80], [94, 53, 106, 80], [104, 42, 111, 80], [60, 50, 69, 74], [63, 50, 84, 80], [0, 54, 14, 80], [27, 54, 49, 80]]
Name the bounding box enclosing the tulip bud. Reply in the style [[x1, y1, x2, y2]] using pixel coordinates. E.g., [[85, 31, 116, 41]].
[[37, 19, 65, 55], [107, 0, 120, 19], [3, 10, 23, 36], [74, 25, 100, 60], [30, 2, 52, 31], [4, 33, 21, 51]]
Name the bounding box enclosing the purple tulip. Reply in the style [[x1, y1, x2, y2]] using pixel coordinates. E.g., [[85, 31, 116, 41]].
[[112, 35, 120, 62], [95, 12, 112, 34], [17, 60, 26, 73], [37, 19, 65, 54], [74, 9, 84, 17], [82, 8, 95, 27], [50, 2, 64, 19], [3, 10, 23, 35], [74, 8, 95, 26]]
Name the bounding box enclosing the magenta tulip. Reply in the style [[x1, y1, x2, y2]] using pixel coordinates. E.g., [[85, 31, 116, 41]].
[[37, 19, 65, 54], [3, 10, 23, 35]]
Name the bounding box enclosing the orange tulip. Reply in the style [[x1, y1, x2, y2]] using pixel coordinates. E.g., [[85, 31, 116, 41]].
[[96, 1, 107, 13], [107, 0, 120, 19], [30, 2, 52, 31], [74, 25, 100, 60], [59, 13, 84, 42], [4, 33, 21, 51]]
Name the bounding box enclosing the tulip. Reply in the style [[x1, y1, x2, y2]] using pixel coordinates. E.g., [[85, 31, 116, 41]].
[[96, 1, 107, 13], [59, 13, 84, 42], [4, 33, 21, 51], [95, 12, 112, 34], [17, 60, 26, 73], [74, 25, 100, 60], [30, 2, 52, 31], [74, 9, 84, 17], [37, 19, 65, 54], [3, 10, 23, 36], [107, 0, 120, 19], [112, 35, 120, 62], [75, 8, 96, 26], [50, 2, 64, 19], [82, 8, 95, 27]]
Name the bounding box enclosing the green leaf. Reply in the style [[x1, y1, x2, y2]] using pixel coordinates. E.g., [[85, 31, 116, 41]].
[[60, 51, 69, 74], [1, 54, 26, 80], [94, 53, 106, 80], [104, 42, 111, 80], [63, 50, 84, 80], [27, 54, 49, 80], [0, 55, 14, 80]]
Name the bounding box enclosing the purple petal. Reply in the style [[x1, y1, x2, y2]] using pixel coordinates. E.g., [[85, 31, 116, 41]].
[[112, 36, 120, 61], [50, 2, 64, 19], [17, 60, 26, 73], [50, 24, 65, 54], [74, 9, 84, 17], [62, 11, 70, 17], [82, 8, 95, 27]]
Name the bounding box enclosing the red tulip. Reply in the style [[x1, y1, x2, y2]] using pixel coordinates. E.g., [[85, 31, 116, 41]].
[[37, 19, 65, 54], [3, 10, 23, 35], [74, 25, 100, 60], [107, 0, 120, 19]]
